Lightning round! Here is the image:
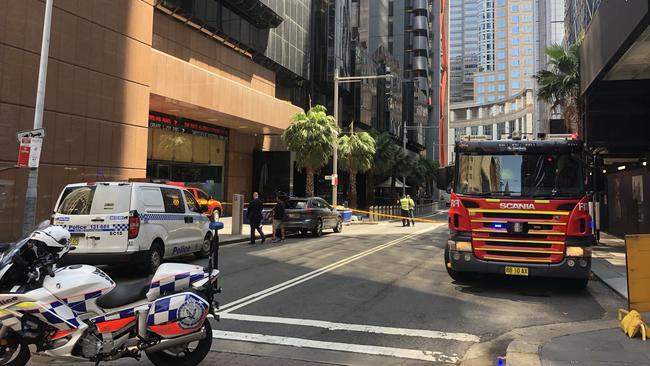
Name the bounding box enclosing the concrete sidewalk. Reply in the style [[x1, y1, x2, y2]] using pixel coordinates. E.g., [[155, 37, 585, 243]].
[[592, 233, 628, 299], [216, 217, 275, 245]]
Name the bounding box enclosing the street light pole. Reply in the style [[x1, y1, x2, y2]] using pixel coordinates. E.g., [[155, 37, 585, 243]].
[[330, 71, 393, 208], [332, 68, 339, 208], [22, 0, 53, 236], [402, 123, 407, 196]]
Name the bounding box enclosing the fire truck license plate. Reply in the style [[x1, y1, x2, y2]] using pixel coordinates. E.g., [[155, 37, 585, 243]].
[[505, 266, 528, 276]]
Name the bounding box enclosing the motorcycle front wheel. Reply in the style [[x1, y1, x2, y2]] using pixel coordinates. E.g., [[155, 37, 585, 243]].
[[146, 321, 213, 366], [0, 333, 30, 366]]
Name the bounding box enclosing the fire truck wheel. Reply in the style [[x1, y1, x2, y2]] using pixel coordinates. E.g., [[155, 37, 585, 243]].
[[444, 247, 477, 283]]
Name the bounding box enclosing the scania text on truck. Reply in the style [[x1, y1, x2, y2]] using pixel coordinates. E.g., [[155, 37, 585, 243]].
[[436, 136, 594, 288]]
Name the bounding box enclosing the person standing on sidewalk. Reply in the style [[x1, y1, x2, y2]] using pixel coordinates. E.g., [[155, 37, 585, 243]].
[[247, 192, 265, 244], [407, 194, 415, 226], [399, 195, 411, 227], [271, 195, 287, 242]]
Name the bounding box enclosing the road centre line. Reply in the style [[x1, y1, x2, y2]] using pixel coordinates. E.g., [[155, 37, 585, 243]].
[[218, 225, 442, 313], [219, 313, 480, 342], [212, 330, 459, 364]]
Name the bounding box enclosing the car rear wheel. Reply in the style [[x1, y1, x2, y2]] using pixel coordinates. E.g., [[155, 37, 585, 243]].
[[312, 219, 323, 237], [333, 218, 342, 233]]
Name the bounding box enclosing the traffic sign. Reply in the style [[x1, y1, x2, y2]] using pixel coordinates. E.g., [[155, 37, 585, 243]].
[[16, 128, 45, 142], [325, 175, 332, 180], [17, 137, 43, 168]]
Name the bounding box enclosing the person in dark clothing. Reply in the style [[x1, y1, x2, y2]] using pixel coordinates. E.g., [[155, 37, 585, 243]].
[[271, 195, 286, 242], [247, 192, 265, 244]]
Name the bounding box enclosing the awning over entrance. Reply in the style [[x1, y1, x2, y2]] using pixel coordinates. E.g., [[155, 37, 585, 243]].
[[376, 178, 411, 189], [580, 0, 650, 156], [150, 50, 302, 136]]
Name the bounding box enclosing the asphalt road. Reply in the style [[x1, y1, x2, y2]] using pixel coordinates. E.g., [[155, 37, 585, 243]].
[[68, 211, 621, 366]]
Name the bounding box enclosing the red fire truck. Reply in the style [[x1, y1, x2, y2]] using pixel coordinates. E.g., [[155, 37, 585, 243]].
[[437, 136, 594, 288]]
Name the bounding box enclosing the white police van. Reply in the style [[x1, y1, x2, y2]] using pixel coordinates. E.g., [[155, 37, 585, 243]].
[[52, 182, 212, 274]]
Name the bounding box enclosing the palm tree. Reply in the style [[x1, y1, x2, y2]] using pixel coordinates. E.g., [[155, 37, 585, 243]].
[[372, 132, 402, 200], [534, 43, 581, 135], [282, 105, 339, 197], [338, 122, 376, 208]]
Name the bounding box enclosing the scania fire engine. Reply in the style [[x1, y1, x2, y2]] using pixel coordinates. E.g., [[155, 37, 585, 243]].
[[438, 136, 594, 288]]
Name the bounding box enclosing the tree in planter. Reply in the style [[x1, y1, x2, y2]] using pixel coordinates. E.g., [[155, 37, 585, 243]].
[[282, 105, 339, 197], [338, 122, 376, 208], [534, 43, 581, 135]]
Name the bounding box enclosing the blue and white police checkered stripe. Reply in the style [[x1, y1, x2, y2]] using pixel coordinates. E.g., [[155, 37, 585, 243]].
[[64, 289, 111, 315], [24, 301, 81, 330], [147, 293, 208, 326], [139, 213, 186, 222], [148, 272, 208, 298], [90, 308, 135, 324]]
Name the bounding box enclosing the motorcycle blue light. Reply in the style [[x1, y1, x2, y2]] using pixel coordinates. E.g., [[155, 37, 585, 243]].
[[493, 223, 503, 229]]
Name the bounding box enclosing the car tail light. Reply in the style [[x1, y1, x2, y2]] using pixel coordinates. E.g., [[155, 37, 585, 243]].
[[128, 212, 140, 239], [306, 208, 313, 216]]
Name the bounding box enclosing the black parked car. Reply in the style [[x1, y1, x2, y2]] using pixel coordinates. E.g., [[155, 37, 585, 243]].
[[283, 197, 343, 237]]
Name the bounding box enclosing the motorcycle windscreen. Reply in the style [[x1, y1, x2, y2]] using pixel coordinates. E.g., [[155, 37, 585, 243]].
[[53, 183, 131, 253]]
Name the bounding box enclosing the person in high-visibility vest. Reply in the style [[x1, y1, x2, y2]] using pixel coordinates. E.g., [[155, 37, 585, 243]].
[[399, 195, 411, 227], [407, 194, 415, 226]]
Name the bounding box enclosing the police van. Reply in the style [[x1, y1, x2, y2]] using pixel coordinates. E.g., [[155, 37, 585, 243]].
[[52, 182, 212, 274]]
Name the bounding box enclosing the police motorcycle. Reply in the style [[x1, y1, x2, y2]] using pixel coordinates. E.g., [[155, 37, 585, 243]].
[[0, 221, 224, 365]]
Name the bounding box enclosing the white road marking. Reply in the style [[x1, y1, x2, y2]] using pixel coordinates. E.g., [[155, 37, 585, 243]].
[[219, 313, 480, 342], [212, 330, 459, 364], [218, 226, 441, 313]]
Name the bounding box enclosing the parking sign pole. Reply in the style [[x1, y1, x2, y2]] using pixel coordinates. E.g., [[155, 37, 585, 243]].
[[22, 0, 53, 236]]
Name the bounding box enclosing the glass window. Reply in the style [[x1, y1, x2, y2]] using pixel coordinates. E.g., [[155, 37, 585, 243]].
[[483, 125, 493, 137], [161, 188, 185, 213], [512, 16, 519, 22], [497, 9, 505, 16], [487, 95, 495, 102], [287, 199, 308, 209], [477, 86, 485, 93], [57, 186, 96, 215], [497, 0, 505, 5], [498, 73, 506, 80], [497, 51, 505, 60], [477, 96, 485, 103], [511, 70, 520, 77], [511, 26, 519, 33], [497, 122, 506, 138], [471, 126, 479, 135], [497, 31, 506, 38], [183, 190, 200, 213], [196, 190, 209, 201], [488, 85, 496, 92], [498, 94, 506, 100], [497, 63, 506, 70], [497, 41, 506, 49], [512, 81, 521, 89], [512, 48, 519, 56], [512, 38, 520, 45], [511, 4, 519, 12], [511, 59, 520, 66], [498, 84, 505, 92], [456, 154, 584, 197], [497, 19, 506, 28], [488, 75, 495, 82], [525, 80, 534, 89], [477, 76, 484, 83]]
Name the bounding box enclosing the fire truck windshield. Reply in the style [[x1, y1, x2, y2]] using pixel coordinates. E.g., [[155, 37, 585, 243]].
[[456, 153, 584, 198]]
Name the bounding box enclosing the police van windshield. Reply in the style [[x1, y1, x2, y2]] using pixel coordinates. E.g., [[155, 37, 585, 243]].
[[455, 153, 585, 198]]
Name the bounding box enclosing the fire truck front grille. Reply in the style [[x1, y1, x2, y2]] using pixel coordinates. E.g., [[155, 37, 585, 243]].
[[482, 212, 554, 220]]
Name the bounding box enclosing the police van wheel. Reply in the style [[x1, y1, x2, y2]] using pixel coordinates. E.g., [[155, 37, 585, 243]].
[[143, 243, 164, 275], [195, 234, 212, 259]]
